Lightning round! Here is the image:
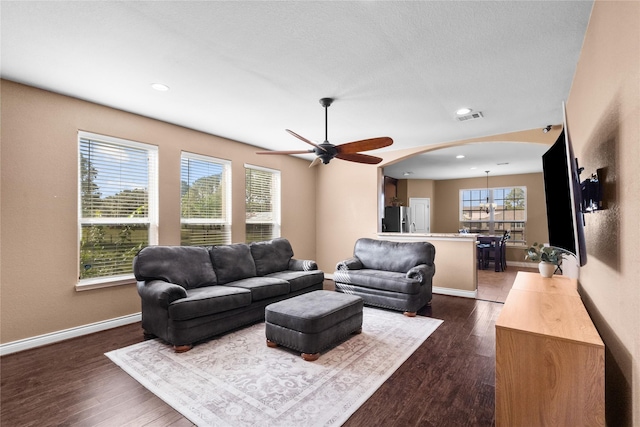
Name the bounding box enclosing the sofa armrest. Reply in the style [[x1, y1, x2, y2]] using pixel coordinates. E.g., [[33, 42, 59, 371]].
[[336, 257, 363, 271], [406, 264, 435, 284], [137, 280, 187, 309], [288, 258, 318, 271]]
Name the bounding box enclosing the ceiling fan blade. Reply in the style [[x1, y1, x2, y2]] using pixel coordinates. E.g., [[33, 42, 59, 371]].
[[309, 157, 322, 168], [285, 129, 327, 152], [335, 137, 393, 154], [256, 149, 313, 155], [336, 152, 383, 165]]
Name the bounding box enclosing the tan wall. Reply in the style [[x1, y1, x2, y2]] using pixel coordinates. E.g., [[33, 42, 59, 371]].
[[566, 1, 640, 425], [0, 80, 317, 344], [396, 179, 408, 205], [431, 173, 548, 262], [406, 178, 435, 201]]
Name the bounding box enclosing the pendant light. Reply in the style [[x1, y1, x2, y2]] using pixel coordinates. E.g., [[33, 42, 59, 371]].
[[481, 171, 497, 214]]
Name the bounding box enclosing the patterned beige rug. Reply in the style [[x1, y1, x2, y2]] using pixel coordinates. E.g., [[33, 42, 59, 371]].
[[106, 307, 442, 426]]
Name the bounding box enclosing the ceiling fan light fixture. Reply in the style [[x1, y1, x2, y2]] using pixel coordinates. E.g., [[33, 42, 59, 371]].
[[151, 83, 170, 92], [456, 107, 472, 116]]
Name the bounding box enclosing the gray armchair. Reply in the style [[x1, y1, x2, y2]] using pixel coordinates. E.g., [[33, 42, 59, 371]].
[[334, 238, 435, 316]]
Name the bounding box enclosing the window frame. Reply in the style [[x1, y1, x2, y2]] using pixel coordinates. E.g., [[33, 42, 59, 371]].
[[244, 164, 281, 243], [77, 131, 158, 290], [180, 151, 232, 247], [459, 186, 527, 243]]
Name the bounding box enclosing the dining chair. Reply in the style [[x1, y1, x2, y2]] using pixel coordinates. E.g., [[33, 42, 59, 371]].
[[476, 236, 494, 270], [482, 231, 510, 272]]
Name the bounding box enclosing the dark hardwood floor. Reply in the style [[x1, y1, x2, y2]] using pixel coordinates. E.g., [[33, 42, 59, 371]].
[[1, 268, 529, 426]]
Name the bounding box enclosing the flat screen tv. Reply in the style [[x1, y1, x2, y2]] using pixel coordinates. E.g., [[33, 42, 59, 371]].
[[541, 103, 587, 266]]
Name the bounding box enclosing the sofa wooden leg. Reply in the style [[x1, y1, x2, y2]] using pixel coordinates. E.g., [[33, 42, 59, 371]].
[[427, 300, 432, 306], [352, 328, 362, 334], [143, 331, 155, 340], [266, 339, 279, 348], [173, 344, 193, 353], [301, 352, 320, 362], [403, 311, 417, 317]]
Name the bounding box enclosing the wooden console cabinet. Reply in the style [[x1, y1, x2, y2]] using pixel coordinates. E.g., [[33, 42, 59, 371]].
[[495, 272, 604, 426]]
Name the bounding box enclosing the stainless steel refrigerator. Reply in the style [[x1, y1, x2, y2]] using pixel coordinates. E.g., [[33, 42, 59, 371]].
[[384, 206, 410, 232]]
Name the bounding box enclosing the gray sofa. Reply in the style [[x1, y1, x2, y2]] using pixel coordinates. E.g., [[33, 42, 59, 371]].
[[134, 238, 324, 352], [333, 238, 435, 316]]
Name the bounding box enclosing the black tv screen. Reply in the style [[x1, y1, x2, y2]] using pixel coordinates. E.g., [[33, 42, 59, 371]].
[[542, 117, 587, 266]]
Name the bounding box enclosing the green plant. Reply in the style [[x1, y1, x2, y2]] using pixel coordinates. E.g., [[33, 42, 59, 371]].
[[524, 243, 570, 265]]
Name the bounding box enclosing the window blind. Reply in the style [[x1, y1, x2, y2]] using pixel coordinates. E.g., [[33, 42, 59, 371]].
[[245, 165, 280, 243], [180, 152, 231, 246], [78, 132, 158, 281]]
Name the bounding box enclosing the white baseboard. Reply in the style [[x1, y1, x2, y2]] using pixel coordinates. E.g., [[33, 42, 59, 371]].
[[433, 286, 478, 299], [508, 261, 538, 268], [0, 313, 141, 356]]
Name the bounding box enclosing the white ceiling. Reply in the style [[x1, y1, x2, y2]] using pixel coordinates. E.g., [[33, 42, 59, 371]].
[[1, 1, 593, 179], [383, 141, 552, 180]]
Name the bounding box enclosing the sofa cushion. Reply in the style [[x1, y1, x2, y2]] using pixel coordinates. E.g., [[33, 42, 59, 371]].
[[168, 286, 251, 321], [250, 238, 294, 276], [209, 243, 257, 285], [133, 246, 217, 289], [333, 269, 422, 295], [224, 277, 290, 301], [354, 238, 435, 273], [267, 270, 324, 293]]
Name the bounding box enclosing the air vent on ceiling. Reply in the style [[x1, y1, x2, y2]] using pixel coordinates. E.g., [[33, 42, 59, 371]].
[[457, 111, 484, 122]]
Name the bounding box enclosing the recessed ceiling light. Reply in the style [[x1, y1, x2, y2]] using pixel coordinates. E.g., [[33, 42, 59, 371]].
[[151, 83, 170, 92], [456, 155, 465, 159], [470, 167, 477, 170], [456, 107, 472, 115], [403, 172, 413, 176]]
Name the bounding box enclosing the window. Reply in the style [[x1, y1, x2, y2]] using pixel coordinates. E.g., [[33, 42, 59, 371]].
[[460, 186, 526, 243], [245, 165, 280, 243], [180, 152, 231, 246], [78, 132, 158, 284]]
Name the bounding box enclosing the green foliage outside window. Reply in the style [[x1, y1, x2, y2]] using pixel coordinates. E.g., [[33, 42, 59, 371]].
[[79, 136, 154, 280]]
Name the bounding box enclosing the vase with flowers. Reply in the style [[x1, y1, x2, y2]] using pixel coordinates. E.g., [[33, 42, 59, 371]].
[[524, 243, 570, 278]]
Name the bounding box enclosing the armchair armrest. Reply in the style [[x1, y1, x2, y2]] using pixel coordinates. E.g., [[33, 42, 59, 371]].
[[137, 280, 187, 309], [406, 264, 436, 284], [336, 257, 363, 271], [288, 258, 318, 271]]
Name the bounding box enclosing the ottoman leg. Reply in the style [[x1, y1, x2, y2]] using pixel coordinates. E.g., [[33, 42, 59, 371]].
[[266, 339, 279, 348], [403, 311, 417, 317], [353, 328, 362, 334], [173, 344, 193, 353], [301, 352, 320, 362]]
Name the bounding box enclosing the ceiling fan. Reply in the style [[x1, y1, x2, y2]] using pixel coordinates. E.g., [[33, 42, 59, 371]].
[[256, 98, 393, 167]]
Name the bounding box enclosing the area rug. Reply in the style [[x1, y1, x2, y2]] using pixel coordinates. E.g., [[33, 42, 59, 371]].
[[106, 307, 442, 427]]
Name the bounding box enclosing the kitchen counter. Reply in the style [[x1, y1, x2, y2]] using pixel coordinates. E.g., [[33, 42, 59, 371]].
[[377, 232, 478, 298]]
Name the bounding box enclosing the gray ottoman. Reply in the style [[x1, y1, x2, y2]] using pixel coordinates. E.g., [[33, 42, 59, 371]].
[[265, 290, 363, 361]]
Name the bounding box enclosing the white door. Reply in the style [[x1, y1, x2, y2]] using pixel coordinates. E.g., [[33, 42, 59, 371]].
[[409, 198, 430, 233]]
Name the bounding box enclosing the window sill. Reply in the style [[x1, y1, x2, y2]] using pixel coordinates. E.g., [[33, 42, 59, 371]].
[[76, 275, 136, 292]]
